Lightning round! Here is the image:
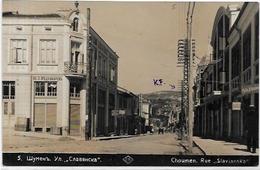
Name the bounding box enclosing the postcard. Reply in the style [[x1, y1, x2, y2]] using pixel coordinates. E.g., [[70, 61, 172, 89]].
[[1, 0, 259, 167]]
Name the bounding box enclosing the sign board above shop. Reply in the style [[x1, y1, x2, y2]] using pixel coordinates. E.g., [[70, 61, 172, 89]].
[[232, 102, 241, 111], [112, 110, 126, 116], [119, 110, 126, 115], [32, 76, 62, 81], [112, 110, 118, 116], [213, 91, 221, 96], [241, 84, 259, 95]]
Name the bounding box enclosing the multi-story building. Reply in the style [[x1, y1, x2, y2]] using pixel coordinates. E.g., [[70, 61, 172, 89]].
[[116, 86, 139, 135], [194, 2, 259, 143], [2, 3, 118, 138]]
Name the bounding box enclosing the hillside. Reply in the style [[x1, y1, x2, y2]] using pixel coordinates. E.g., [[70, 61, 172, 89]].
[[142, 90, 181, 100]]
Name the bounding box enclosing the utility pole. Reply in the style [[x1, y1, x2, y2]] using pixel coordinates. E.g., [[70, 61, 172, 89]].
[[177, 38, 189, 140], [187, 2, 196, 153], [86, 8, 92, 140]]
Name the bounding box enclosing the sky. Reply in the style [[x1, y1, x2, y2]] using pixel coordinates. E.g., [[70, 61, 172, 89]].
[[2, 0, 241, 94]]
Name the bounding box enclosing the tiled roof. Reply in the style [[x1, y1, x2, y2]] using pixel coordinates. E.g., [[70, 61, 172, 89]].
[[3, 11, 61, 18]]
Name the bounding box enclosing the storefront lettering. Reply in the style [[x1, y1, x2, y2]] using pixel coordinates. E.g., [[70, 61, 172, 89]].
[[33, 76, 62, 81]]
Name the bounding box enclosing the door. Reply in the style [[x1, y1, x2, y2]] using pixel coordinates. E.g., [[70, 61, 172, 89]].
[[34, 103, 57, 131], [34, 103, 45, 128], [97, 106, 105, 136], [69, 104, 80, 136]]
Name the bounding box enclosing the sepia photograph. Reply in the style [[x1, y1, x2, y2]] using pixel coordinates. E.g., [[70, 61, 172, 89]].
[[1, 0, 259, 166]]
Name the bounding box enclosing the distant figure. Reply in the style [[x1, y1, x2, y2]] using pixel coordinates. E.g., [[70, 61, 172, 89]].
[[246, 105, 258, 153]]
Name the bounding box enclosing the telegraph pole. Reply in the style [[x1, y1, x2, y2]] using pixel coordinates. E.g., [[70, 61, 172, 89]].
[[187, 2, 196, 153], [86, 8, 92, 140]]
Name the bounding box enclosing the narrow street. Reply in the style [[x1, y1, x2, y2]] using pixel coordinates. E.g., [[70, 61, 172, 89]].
[[3, 129, 195, 154]]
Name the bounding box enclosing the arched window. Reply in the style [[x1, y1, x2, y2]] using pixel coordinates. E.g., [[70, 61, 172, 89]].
[[72, 18, 79, 32]]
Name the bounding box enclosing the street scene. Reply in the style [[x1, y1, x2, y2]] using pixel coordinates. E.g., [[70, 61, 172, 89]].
[[1, 0, 259, 165]]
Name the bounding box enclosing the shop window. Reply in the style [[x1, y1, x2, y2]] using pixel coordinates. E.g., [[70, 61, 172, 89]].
[[39, 39, 56, 64], [2, 81, 15, 99], [35, 81, 57, 96], [47, 82, 57, 96], [10, 39, 27, 64], [35, 82, 45, 96]]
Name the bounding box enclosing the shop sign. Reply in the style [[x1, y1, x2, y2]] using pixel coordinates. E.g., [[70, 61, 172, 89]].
[[119, 110, 126, 115], [213, 91, 221, 96], [112, 110, 119, 116], [241, 84, 259, 95], [33, 76, 62, 81], [232, 102, 241, 111]]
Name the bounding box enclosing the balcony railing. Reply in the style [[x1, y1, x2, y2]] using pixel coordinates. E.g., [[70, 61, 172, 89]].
[[64, 62, 87, 75], [231, 77, 240, 89], [70, 92, 80, 98], [2, 95, 15, 99], [243, 67, 251, 85]]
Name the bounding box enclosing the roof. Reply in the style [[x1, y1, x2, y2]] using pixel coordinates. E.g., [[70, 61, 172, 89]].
[[117, 86, 137, 97], [210, 6, 228, 46], [229, 2, 248, 33], [90, 26, 119, 58], [3, 11, 62, 18]]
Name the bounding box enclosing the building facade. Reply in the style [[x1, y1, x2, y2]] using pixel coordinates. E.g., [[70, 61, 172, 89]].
[[2, 4, 118, 138], [194, 2, 259, 143], [116, 87, 139, 135]]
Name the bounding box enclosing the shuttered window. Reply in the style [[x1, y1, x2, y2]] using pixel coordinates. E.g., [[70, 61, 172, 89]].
[[39, 39, 56, 64], [10, 39, 27, 64], [34, 103, 57, 128], [46, 104, 57, 127], [34, 103, 45, 127]]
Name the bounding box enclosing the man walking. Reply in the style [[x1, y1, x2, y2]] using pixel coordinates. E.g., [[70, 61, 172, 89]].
[[246, 105, 258, 153]]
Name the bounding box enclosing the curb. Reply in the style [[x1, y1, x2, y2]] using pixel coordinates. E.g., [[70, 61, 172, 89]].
[[179, 141, 206, 155], [179, 142, 189, 152], [193, 140, 206, 155], [93, 134, 148, 141]]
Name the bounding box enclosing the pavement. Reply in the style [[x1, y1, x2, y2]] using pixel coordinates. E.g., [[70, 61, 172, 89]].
[[12, 129, 141, 141], [193, 136, 259, 155]]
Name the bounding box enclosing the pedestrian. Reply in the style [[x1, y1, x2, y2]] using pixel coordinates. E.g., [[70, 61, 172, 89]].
[[246, 105, 258, 153]]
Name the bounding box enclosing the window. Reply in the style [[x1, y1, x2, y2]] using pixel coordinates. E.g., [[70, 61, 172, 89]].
[[231, 41, 241, 79], [243, 25, 251, 70], [224, 50, 229, 81], [2, 81, 15, 99], [35, 81, 57, 96], [98, 55, 102, 76], [10, 39, 27, 64], [102, 59, 106, 79], [35, 82, 45, 96], [72, 18, 79, 32], [70, 82, 81, 98], [47, 82, 57, 96], [39, 40, 56, 64], [93, 47, 98, 77], [110, 65, 116, 82], [255, 12, 259, 61]]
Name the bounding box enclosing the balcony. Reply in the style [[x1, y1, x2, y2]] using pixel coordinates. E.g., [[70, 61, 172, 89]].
[[242, 67, 251, 85], [70, 92, 80, 98], [64, 62, 87, 77], [231, 76, 240, 90]]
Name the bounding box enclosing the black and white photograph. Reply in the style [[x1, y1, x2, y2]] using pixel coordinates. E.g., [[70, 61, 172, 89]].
[[1, 0, 259, 167]]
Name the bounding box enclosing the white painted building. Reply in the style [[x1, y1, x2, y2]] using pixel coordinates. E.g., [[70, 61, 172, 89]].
[[2, 3, 118, 138]]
